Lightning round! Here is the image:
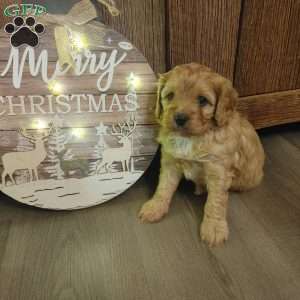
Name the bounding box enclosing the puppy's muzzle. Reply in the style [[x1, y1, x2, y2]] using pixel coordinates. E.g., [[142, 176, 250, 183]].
[[174, 112, 189, 128]]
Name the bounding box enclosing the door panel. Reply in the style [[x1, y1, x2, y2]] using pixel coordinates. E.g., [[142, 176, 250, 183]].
[[167, 0, 241, 80], [97, 0, 166, 73], [234, 0, 300, 96]]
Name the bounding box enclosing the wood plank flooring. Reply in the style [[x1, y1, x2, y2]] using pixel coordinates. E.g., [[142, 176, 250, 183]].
[[0, 124, 299, 300]]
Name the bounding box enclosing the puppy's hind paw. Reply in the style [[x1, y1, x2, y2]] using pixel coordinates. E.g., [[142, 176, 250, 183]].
[[200, 218, 229, 247], [139, 199, 169, 223]]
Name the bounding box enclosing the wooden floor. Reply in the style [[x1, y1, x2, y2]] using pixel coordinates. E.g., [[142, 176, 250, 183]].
[[0, 124, 299, 300]]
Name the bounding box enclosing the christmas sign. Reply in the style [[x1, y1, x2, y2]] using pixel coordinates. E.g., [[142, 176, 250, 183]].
[[0, 8, 158, 210]]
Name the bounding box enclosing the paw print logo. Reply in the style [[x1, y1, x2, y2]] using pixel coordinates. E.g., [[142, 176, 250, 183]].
[[4, 16, 45, 48]]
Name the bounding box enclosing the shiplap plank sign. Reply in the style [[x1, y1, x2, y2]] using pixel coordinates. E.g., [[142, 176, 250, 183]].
[[0, 3, 158, 210]]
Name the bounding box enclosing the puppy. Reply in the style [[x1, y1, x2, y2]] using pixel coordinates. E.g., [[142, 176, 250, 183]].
[[139, 63, 265, 247]]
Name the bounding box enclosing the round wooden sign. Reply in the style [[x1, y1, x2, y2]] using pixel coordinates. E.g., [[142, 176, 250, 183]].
[[0, 18, 158, 210]]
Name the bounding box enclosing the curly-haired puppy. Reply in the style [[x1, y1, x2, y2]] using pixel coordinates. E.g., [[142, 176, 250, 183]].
[[139, 63, 265, 247]]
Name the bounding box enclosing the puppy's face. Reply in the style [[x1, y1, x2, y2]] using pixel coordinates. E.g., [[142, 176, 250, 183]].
[[156, 64, 238, 136]]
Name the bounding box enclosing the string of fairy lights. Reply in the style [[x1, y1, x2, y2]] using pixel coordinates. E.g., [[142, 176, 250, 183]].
[[34, 32, 142, 139]]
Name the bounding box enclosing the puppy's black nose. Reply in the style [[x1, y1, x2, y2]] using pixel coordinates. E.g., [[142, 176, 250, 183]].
[[174, 113, 189, 127]]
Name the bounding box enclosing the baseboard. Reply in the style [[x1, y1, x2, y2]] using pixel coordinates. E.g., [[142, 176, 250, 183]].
[[238, 89, 300, 129]]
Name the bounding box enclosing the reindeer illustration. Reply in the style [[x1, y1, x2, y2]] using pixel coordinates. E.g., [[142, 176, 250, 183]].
[[1, 124, 53, 186], [96, 118, 137, 174]]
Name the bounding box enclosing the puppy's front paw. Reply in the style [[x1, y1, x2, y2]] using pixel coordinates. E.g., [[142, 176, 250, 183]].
[[200, 217, 229, 247], [139, 199, 169, 223]]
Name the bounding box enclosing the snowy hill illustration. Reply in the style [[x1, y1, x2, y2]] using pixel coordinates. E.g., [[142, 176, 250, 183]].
[[1, 171, 143, 210]]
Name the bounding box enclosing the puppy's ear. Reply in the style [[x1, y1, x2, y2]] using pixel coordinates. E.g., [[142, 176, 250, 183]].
[[155, 72, 170, 122], [214, 79, 238, 127]]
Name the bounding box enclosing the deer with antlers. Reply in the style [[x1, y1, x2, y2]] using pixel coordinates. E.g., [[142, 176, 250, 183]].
[[95, 118, 137, 174], [1, 124, 53, 186]]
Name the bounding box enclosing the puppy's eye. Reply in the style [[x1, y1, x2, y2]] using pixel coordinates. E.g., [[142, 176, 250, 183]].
[[166, 92, 174, 101], [198, 96, 209, 107]]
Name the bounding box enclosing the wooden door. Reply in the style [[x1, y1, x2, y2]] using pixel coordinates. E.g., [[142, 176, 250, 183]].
[[1, 0, 299, 129]]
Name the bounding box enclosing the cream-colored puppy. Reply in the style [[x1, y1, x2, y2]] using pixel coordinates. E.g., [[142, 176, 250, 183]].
[[139, 63, 265, 247]]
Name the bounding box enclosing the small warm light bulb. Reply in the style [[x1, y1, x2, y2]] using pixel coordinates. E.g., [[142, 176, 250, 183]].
[[72, 128, 85, 139], [72, 33, 88, 51], [127, 72, 141, 89], [48, 80, 64, 95], [32, 119, 47, 129]]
